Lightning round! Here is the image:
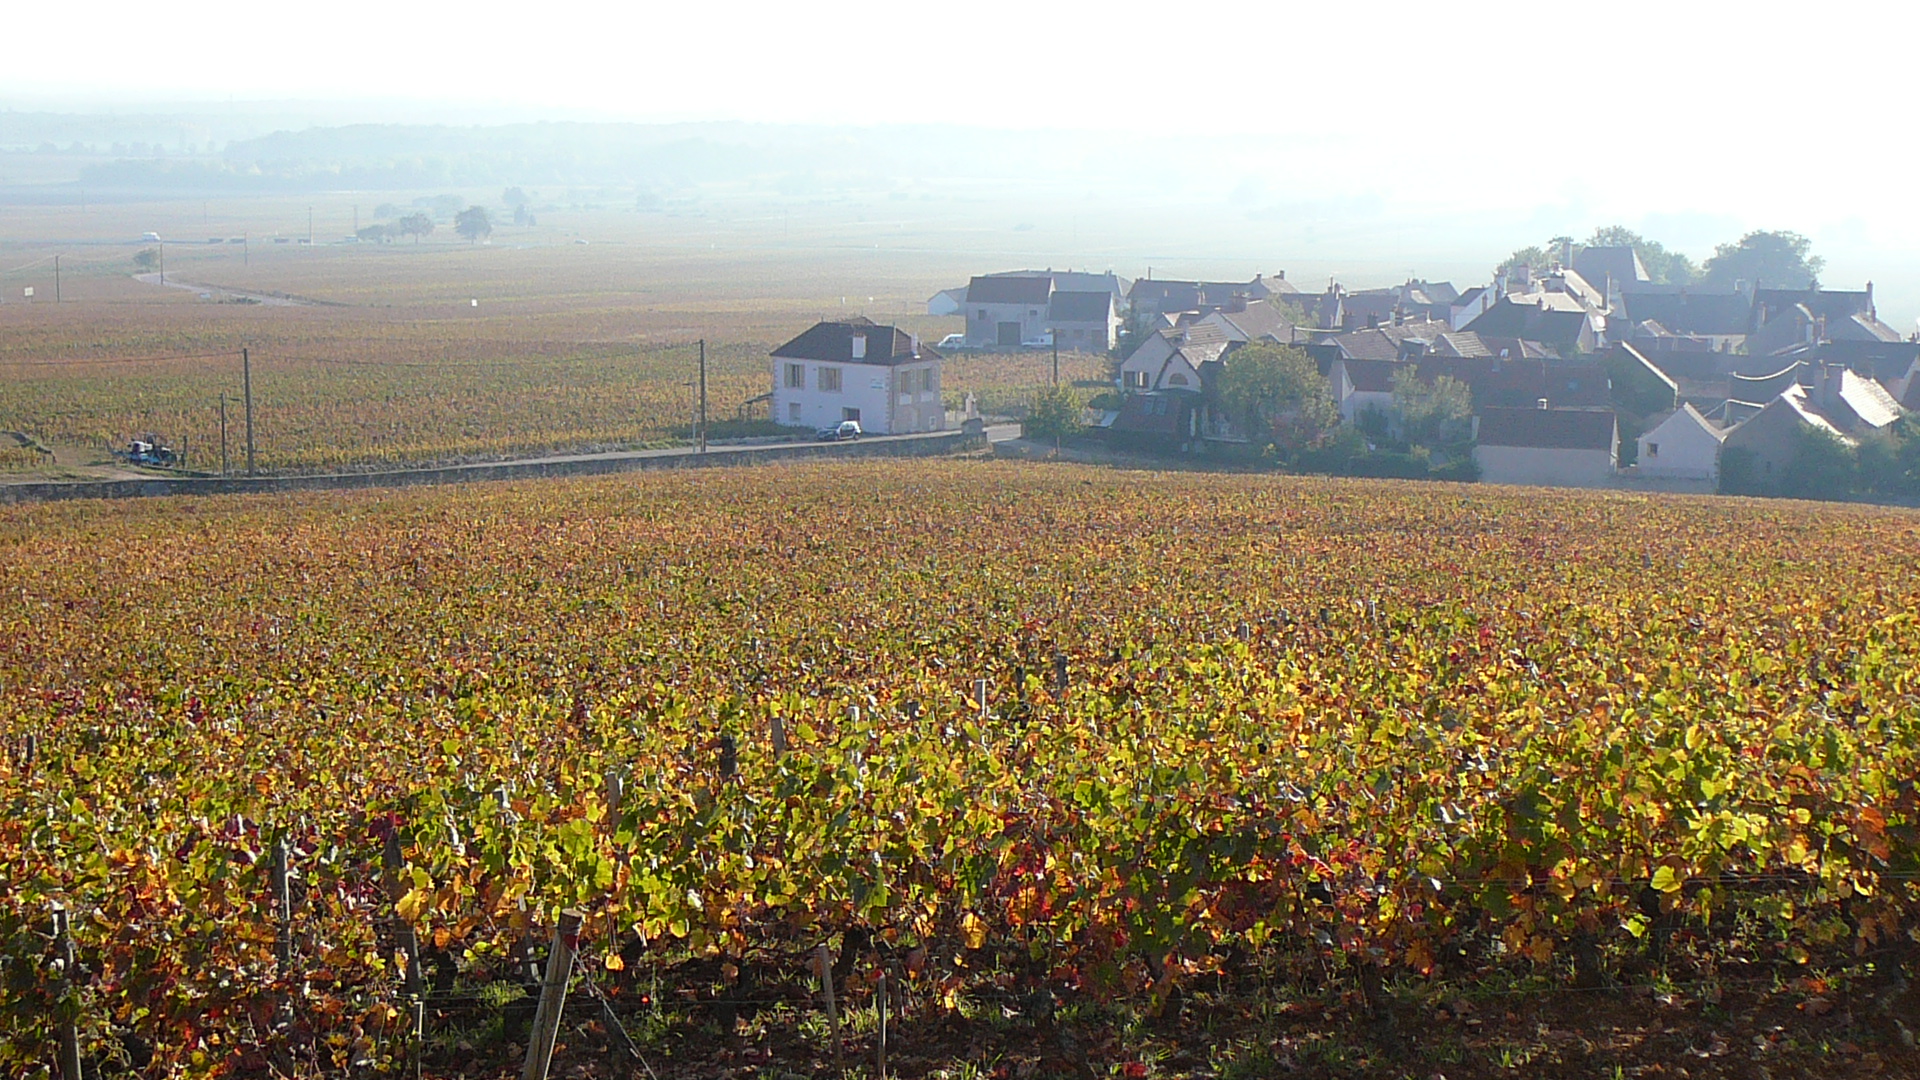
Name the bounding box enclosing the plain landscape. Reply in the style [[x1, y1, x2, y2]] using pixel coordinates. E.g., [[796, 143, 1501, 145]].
[[3, 87, 1920, 1080]]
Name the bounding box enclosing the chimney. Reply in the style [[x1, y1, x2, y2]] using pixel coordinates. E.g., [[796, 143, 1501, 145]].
[[1276, 270, 1285, 281]]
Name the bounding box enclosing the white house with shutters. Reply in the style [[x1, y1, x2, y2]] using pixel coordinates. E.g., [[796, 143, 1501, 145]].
[[770, 318, 945, 435]]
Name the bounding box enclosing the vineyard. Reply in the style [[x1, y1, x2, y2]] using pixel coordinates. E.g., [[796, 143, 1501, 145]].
[[3, 462, 1919, 1078], [0, 227, 1106, 474]]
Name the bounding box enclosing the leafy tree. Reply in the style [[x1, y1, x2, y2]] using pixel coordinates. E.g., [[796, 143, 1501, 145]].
[[355, 224, 391, 243], [455, 206, 493, 243], [502, 186, 530, 209], [1702, 230, 1824, 290], [1778, 425, 1856, 501], [1718, 446, 1762, 496], [513, 204, 529, 226], [1024, 385, 1085, 440], [1216, 343, 1336, 451], [396, 213, 434, 243], [1584, 225, 1699, 286], [1390, 369, 1472, 447], [132, 247, 160, 271], [1857, 416, 1920, 498], [1496, 245, 1550, 279]]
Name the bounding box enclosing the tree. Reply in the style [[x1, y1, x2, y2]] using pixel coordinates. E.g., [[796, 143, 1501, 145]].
[[1390, 369, 1472, 447], [1584, 225, 1699, 286], [455, 206, 493, 243], [1778, 425, 1856, 501], [1215, 343, 1336, 452], [397, 213, 434, 243], [355, 224, 391, 243], [502, 186, 530, 209], [1702, 230, 1824, 290], [1025, 385, 1085, 441], [133, 247, 160, 271], [1496, 245, 1551, 279]]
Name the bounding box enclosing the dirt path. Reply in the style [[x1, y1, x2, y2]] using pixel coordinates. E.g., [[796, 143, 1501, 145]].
[[130, 272, 312, 306]]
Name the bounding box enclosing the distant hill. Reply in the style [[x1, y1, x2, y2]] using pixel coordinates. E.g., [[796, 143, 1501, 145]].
[[68, 121, 1129, 193]]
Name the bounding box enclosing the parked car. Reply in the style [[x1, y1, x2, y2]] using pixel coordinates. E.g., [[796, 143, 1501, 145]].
[[816, 420, 863, 441], [141, 232, 161, 242], [937, 333, 966, 350]]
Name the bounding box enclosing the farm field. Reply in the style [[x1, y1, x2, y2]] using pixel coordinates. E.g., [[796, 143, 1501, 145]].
[[0, 195, 1113, 473], [3, 461, 1919, 1078]]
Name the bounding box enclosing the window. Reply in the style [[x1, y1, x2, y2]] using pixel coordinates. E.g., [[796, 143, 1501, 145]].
[[819, 366, 842, 392], [785, 363, 805, 389], [842, 407, 861, 422], [1168, 372, 1189, 386], [788, 402, 801, 420], [1125, 370, 1149, 389], [1646, 441, 1659, 457], [850, 334, 866, 360], [976, 309, 987, 320]]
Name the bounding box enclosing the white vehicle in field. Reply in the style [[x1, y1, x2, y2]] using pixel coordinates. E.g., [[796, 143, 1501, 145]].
[[936, 333, 966, 350], [141, 232, 161, 242]]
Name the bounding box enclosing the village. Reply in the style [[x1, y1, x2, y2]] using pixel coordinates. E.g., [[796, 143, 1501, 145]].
[[767, 241, 1920, 499]]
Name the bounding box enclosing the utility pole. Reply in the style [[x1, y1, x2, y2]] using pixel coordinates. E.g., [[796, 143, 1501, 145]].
[[307, 206, 314, 246], [158, 240, 165, 286], [1051, 330, 1059, 387], [53, 255, 59, 303], [353, 204, 359, 234], [219, 393, 229, 475], [243, 233, 250, 268], [242, 348, 256, 475], [698, 339, 708, 453]]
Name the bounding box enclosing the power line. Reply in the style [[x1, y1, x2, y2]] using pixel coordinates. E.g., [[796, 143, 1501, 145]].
[[0, 350, 243, 368]]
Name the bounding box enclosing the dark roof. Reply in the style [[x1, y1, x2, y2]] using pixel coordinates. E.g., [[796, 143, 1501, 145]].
[[1618, 290, 1753, 336], [1728, 362, 1808, 405], [1048, 291, 1113, 322], [1111, 391, 1194, 435], [1571, 246, 1648, 290], [1340, 358, 1402, 393], [1463, 299, 1593, 348], [967, 275, 1052, 305], [772, 318, 933, 366], [1753, 286, 1873, 325], [1476, 407, 1616, 451], [983, 269, 1126, 297]]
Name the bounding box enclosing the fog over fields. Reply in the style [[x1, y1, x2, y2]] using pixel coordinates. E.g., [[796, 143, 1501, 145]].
[[5, 0, 1919, 326]]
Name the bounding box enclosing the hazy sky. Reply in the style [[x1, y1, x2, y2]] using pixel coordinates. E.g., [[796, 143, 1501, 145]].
[[9, 0, 1920, 306]]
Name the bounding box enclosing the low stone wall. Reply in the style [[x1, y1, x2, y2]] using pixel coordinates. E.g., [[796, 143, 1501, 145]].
[[0, 429, 987, 505]]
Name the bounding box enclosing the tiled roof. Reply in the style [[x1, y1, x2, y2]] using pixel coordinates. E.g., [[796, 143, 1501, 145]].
[[1619, 290, 1753, 336], [1572, 246, 1649, 290], [1476, 407, 1616, 451], [1340, 358, 1403, 393], [772, 318, 932, 366], [1048, 291, 1113, 322], [967, 275, 1052, 305]]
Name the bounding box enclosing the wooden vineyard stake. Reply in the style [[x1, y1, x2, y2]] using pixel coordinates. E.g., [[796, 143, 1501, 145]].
[[604, 770, 624, 819], [383, 832, 424, 999], [271, 835, 295, 1029], [876, 969, 889, 1080], [521, 909, 583, 1080], [770, 715, 787, 760], [974, 679, 989, 719], [1053, 652, 1068, 696], [53, 904, 82, 1080], [817, 943, 843, 1071]]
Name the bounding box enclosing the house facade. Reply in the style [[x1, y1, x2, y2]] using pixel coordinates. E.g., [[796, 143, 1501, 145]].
[[771, 318, 944, 435], [1472, 406, 1619, 488], [963, 275, 1054, 348], [1047, 291, 1120, 351], [1635, 404, 1727, 484]]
